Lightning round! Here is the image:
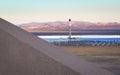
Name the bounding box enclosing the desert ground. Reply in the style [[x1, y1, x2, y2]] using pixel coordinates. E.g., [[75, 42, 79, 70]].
[[61, 46, 120, 75], [61, 46, 120, 56]]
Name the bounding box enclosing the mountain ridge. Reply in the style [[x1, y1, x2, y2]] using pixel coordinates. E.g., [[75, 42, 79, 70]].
[[19, 21, 120, 32]]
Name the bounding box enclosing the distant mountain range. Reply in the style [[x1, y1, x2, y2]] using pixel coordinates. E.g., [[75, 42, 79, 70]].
[[19, 21, 120, 32]]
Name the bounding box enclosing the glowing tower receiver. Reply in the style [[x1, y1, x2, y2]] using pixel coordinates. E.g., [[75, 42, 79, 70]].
[[68, 19, 72, 39]]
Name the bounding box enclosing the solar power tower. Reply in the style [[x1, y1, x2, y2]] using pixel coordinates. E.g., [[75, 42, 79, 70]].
[[68, 19, 72, 39]]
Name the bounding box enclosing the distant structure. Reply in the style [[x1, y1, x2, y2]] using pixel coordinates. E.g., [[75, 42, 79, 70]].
[[68, 19, 72, 39]]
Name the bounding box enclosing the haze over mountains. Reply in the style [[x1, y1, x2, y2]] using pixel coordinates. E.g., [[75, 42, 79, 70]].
[[19, 21, 120, 32]]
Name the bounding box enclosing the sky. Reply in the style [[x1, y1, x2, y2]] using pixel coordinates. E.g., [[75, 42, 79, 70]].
[[0, 0, 120, 24]]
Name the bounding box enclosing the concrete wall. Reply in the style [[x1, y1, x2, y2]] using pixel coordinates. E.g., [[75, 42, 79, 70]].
[[0, 28, 80, 75]]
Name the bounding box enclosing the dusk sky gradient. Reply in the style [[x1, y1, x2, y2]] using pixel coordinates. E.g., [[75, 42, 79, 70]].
[[0, 0, 120, 24]]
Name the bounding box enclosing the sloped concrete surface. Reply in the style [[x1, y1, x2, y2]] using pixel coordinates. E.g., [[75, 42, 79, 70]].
[[0, 18, 115, 75]]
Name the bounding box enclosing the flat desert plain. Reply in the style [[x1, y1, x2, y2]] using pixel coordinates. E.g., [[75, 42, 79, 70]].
[[61, 46, 120, 75]]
